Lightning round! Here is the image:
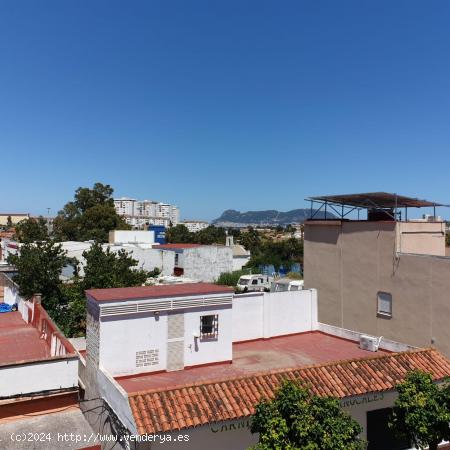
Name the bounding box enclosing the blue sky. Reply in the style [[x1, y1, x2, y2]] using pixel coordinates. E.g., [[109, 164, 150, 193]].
[[1, 1, 450, 220]]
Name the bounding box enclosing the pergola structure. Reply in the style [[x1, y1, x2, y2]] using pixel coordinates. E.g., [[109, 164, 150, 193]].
[[305, 192, 447, 221]]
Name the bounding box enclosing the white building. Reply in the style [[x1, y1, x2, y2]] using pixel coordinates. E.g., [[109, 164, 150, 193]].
[[182, 220, 210, 233], [79, 283, 449, 450], [0, 272, 79, 410], [114, 197, 180, 228]]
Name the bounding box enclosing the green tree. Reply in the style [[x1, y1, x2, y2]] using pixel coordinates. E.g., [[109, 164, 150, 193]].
[[6, 215, 13, 228], [14, 217, 50, 243], [166, 224, 193, 243], [250, 380, 364, 450], [195, 226, 226, 245], [53, 182, 129, 242], [239, 227, 262, 253], [80, 243, 148, 290], [7, 241, 69, 315], [389, 370, 450, 450]]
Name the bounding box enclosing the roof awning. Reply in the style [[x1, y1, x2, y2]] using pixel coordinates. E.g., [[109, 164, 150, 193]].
[[307, 192, 445, 209]]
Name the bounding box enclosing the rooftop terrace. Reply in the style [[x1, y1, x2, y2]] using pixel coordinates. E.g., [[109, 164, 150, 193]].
[[0, 312, 50, 366], [117, 331, 388, 393]]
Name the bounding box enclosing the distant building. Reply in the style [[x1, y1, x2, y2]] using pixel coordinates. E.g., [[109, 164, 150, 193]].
[[0, 213, 29, 226], [114, 197, 180, 228], [304, 192, 450, 357], [182, 220, 209, 233]]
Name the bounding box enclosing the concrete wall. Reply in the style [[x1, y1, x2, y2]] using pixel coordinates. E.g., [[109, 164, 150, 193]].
[[109, 230, 155, 245], [183, 247, 233, 282], [99, 304, 233, 377], [304, 220, 450, 356], [0, 358, 78, 397], [232, 256, 250, 271], [232, 290, 318, 342], [397, 221, 445, 256]]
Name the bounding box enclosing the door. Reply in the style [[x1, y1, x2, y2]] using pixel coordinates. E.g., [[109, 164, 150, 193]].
[[367, 408, 410, 450], [167, 312, 185, 371]]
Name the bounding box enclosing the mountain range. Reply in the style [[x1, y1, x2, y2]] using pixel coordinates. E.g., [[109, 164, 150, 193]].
[[212, 209, 336, 226]]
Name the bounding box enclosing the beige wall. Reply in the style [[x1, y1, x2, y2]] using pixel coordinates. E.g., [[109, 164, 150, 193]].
[[0, 214, 29, 225], [397, 221, 445, 256], [304, 220, 450, 357]]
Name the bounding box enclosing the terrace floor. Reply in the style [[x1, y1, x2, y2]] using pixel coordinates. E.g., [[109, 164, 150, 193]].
[[117, 331, 388, 393], [0, 311, 50, 366]]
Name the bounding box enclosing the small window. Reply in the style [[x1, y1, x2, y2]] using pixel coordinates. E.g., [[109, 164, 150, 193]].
[[252, 279, 258, 285], [174, 253, 179, 266], [377, 292, 392, 318], [200, 315, 218, 339]]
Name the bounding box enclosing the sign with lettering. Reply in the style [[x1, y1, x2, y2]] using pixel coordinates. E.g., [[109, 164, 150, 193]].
[[341, 392, 384, 408], [211, 420, 251, 434]]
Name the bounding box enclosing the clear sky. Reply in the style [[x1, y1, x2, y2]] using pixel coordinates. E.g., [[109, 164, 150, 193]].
[[1, 1, 450, 220]]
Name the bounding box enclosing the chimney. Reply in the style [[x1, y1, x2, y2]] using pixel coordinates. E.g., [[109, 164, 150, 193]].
[[33, 293, 42, 305], [226, 236, 234, 247]]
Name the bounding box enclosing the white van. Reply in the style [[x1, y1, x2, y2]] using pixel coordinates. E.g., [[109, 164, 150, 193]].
[[236, 274, 271, 292], [270, 278, 304, 292]]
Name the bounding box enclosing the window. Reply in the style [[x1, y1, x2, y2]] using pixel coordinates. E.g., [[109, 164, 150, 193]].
[[200, 315, 218, 339], [377, 292, 392, 318], [174, 253, 179, 266], [251, 279, 258, 285]]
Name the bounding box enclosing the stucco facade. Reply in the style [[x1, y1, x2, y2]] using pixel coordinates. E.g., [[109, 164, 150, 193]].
[[304, 220, 450, 356]]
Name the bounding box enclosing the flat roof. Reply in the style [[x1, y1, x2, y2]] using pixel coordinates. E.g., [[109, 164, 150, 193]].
[[156, 243, 202, 250], [308, 192, 445, 209], [86, 282, 234, 302], [0, 312, 50, 366], [117, 331, 388, 393]]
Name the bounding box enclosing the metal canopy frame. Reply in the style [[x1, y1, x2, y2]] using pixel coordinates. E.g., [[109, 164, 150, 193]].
[[305, 192, 447, 222]]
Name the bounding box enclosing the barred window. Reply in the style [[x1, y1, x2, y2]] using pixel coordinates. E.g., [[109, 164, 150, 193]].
[[200, 315, 218, 339]]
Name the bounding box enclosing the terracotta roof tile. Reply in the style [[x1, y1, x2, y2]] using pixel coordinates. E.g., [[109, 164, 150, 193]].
[[128, 348, 450, 435]]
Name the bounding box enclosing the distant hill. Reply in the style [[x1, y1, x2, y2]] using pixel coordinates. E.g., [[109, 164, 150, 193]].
[[213, 209, 336, 226]]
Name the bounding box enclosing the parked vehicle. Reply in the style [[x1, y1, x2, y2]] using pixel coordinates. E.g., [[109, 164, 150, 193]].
[[270, 278, 304, 292], [236, 274, 272, 292]]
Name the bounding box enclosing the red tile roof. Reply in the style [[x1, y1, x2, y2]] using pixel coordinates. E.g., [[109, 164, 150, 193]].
[[128, 348, 450, 435], [86, 283, 234, 302], [156, 244, 202, 250]]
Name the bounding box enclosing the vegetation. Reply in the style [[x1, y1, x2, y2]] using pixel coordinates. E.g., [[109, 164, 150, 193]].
[[250, 380, 364, 450], [286, 271, 302, 280], [14, 216, 50, 243], [166, 224, 227, 245], [6, 215, 13, 228], [245, 237, 303, 272], [216, 269, 250, 287], [7, 241, 70, 317], [8, 240, 149, 337], [53, 182, 129, 242], [389, 370, 450, 450]]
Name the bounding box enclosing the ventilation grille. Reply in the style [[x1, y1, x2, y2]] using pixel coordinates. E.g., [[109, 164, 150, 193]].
[[136, 349, 160, 367], [100, 296, 232, 317]]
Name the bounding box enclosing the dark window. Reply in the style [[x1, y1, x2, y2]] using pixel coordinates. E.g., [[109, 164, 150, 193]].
[[367, 408, 410, 450], [252, 279, 258, 285], [200, 315, 218, 339], [377, 292, 392, 318]]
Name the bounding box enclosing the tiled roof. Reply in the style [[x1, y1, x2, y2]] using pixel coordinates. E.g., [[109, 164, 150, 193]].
[[86, 283, 234, 302], [128, 348, 450, 435]]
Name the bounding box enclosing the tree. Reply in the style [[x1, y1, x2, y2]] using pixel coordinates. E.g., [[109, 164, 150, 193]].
[[53, 182, 129, 242], [14, 217, 49, 243], [7, 241, 69, 315], [239, 227, 262, 253], [389, 370, 450, 450], [81, 243, 148, 290], [166, 224, 193, 243], [6, 215, 13, 228], [250, 380, 364, 450]]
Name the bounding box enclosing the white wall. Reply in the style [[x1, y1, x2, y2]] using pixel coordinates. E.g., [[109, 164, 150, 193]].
[[0, 358, 78, 397], [109, 230, 155, 244], [100, 312, 168, 376], [97, 366, 138, 435], [232, 289, 318, 342], [3, 283, 22, 306], [183, 306, 232, 367], [232, 256, 250, 271], [183, 247, 233, 282]]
